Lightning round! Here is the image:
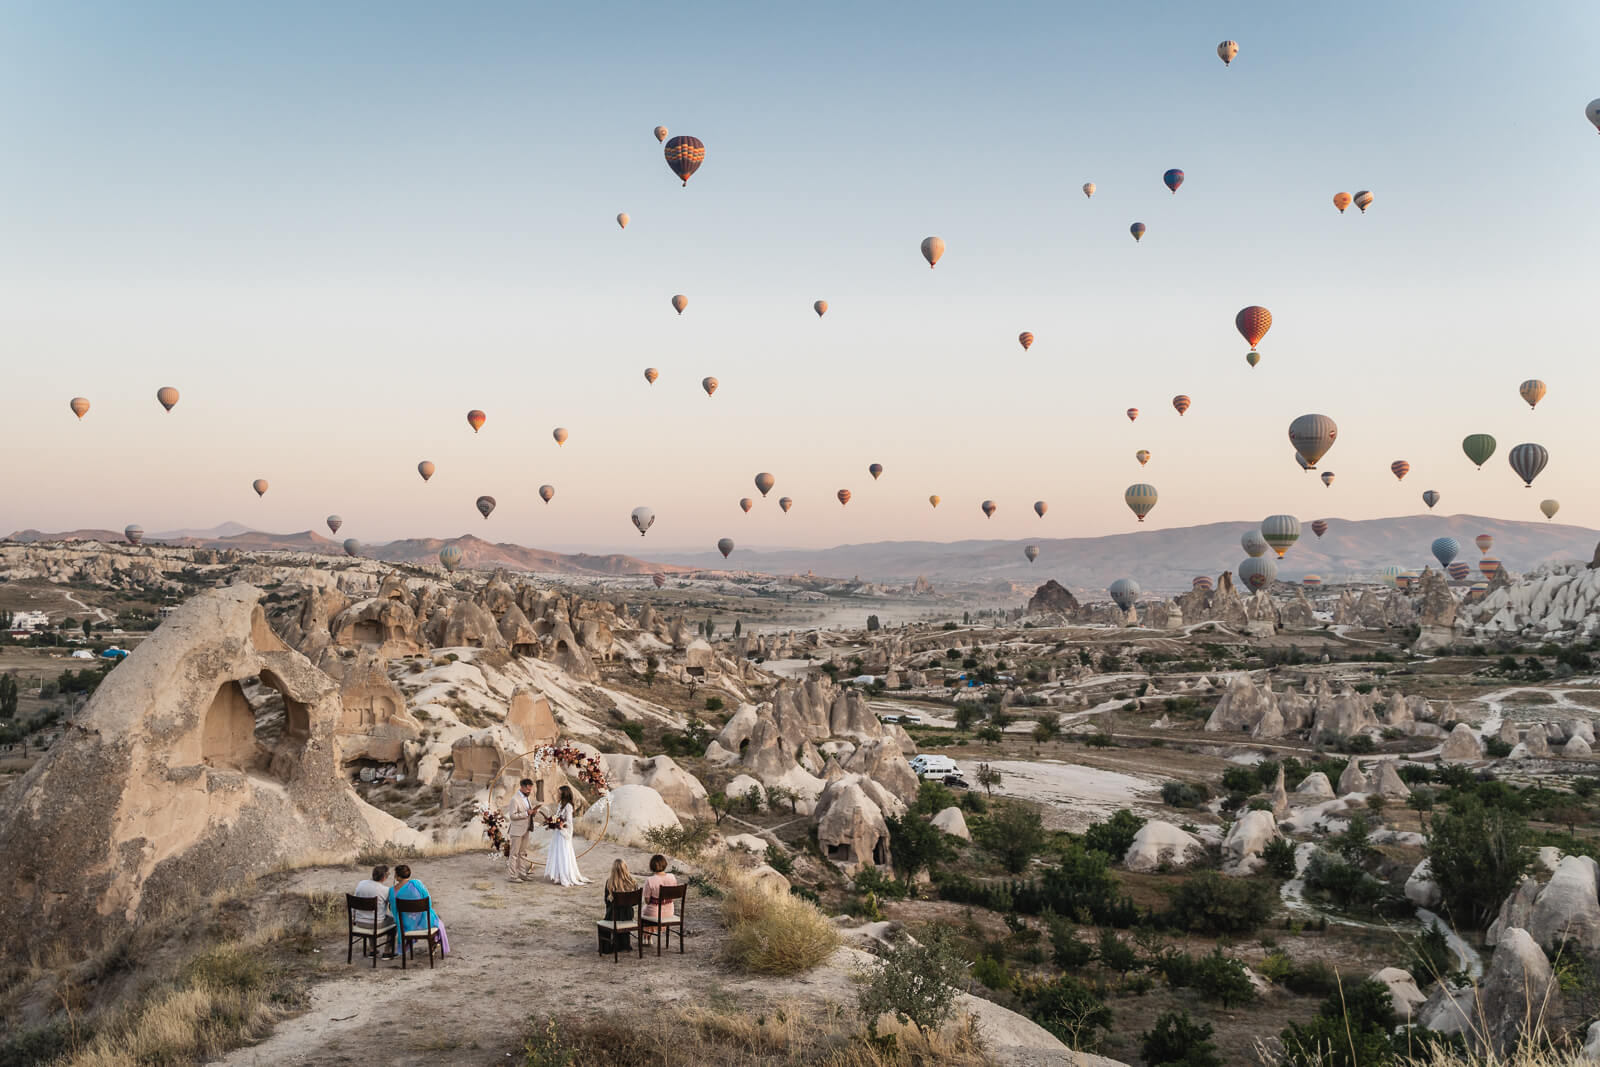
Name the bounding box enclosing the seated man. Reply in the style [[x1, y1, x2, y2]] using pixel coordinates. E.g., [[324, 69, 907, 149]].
[[353, 864, 395, 959]]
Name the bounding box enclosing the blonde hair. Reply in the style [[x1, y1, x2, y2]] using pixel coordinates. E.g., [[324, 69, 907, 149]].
[[606, 858, 637, 895]]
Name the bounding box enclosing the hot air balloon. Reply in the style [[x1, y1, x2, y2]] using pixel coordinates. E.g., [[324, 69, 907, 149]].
[[1509, 443, 1549, 487], [1378, 565, 1404, 587], [343, 538, 362, 558], [1130, 222, 1146, 242], [539, 485, 555, 503], [1311, 520, 1329, 539], [1462, 434, 1497, 469], [326, 515, 343, 535], [69, 397, 90, 420], [1217, 40, 1238, 66], [467, 409, 486, 433], [1236, 306, 1272, 360], [1480, 558, 1502, 580], [1432, 537, 1461, 568], [928, 495, 941, 508], [1239, 556, 1278, 591], [663, 135, 704, 185], [418, 460, 435, 482], [920, 236, 945, 269], [644, 367, 659, 385], [631, 506, 656, 536], [476, 495, 496, 519], [1321, 472, 1335, 487], [1109, 578, 1141, 610], [702, 377, 718, 397], [1422, 490, 1441, 509], [739, 498, 753, 513], [1541, 499, 1561, 520], [1242, 530, 1269, 558], [1391, 460, 1411, 481], [1333, 192, 1352, 214], [869, 463, 883, 480], [1246, 351, 1260, 368], [617, 213, 629, 229], [1287, 414, 1337, 468], [1082, 182, 1095, 198], [671, 294, 688, 315], [755, 473, 775, 497], [124, 525, 144, 546], [1519, 379, 1547, 410], [653, 573, 666, 588], [1126, 408, 1139, 422], [1172, 395, 1191, 416], [1448, 562, 1471, 581], [1018, 332, 1034, 351], [837, 489, 851, 506], [1475, 534, 1494, 555], [1124, 483, 1158, 522], [1163, 168, 1185, 194], [552, 427, 569, 447], [981, 500, 997, 519], [717, 538, 734, 559], [1589, 100, 1600, 133], [252, 479, 269, 497], [778, 497, 793, 513], [1261, 515, 1301, 558], [814, 300, 828, 318], [440, 545, 462, 572], [1034, 500, 1047, 518], [1135, 450, 1150, 466], [1353, 190, 1373, 213], [1024, 545, 1039, 563], [156, 387, 180, 412], [1192, 576, 1214, 592], [1302, 575, 1323, 587], [654, 125, 668, 142]]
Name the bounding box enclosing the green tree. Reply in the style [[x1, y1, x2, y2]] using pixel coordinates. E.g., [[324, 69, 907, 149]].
[[1427, 795, 1533, 928], [81, 618, 93, 639], [0, 674, 18, 719], [975, 801, 1048, 874], [856, 929, 969, 1041], [1083, 809, 1146, 863], [975, 763, 1003, 797], [885, 813, 953, 884], [1022, 975, 1112, 1050], [1280, 979, 1401, 1067], [1166, 872, 1274, 936], [1139, 1010, 1223, 1067], [732, 619, 742, 638]]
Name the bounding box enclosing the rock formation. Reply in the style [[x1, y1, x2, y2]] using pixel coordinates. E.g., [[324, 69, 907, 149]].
[[1222, 810, 1279, 875], [1026, 580, 1080, 617], [576, 783, 680, 850], [1124, 820, 1207, 872], [1440, 723, 1484, 762], [931, 806, 971, 840]]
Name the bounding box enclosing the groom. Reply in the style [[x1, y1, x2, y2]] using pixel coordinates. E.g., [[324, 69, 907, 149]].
[[506, 778, 535, 882]]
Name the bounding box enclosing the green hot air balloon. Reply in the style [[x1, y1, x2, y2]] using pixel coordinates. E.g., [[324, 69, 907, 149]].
[[1462, 434, 1497, 469], [1261, 515, 1301, 558]]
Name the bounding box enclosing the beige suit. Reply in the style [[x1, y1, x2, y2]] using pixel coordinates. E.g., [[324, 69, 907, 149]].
[[507, 790, 533, 879]]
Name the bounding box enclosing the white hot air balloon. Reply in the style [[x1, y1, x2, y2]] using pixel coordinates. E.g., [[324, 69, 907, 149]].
[[631, 506, 656, 537]]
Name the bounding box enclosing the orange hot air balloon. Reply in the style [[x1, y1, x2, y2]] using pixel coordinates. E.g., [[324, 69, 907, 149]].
[[467, 409, 486, 433], [754, 472, 775, 497], [1172, 395, 1191, 416], [739, 498, 753, 513], [928, 495, 941, 508], [671, 294, 688, 315], [1333, 192, 1352, 214], [552, 427, 569, 446], [1018, 331, 1034, 351], [252, 479, 269, 497], [644, 367, 659, 385], [1236, 306, 1272, 352], [814, 300, 828, 317], [1520, 379, 1547, 410], [1391, 460, 1411, 481], [1126, 408, 1139, 422], [837, 489, 851, 506], [69, 397, 90, 420], [539, 484, 555, 503], [1034, 500, 1047, 517], [156, 386, 180, 411], [981, 500, 997, 518], [417, 460, 435, 482], [1136, 450, 1151, 466]]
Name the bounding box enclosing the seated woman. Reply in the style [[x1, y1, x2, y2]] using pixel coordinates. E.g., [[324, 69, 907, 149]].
[[598, 858, 638, 954], [389, 863, 451, 956], [640, 854, 679, 945]]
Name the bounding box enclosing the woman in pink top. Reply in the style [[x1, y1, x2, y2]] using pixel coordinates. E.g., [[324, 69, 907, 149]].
[[641, 853, 678, 943]]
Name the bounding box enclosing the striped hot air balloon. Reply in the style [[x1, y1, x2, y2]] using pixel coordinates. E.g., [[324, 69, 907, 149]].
[[70, 397, 90, 420], [1479, 558, 1502, 581], [1163, 168, 1185, 193], [1192, 576, 1214, 592], [1519, 379, 1547, 410], [1261, 514, 1301, 557], [1302, 575, 1324, 587], [1431, 537, 1460, 568], [1126, 408, 1139, 422], [1311, 520, 1329, 539], [1447, 562, 1471, 581], [1353, 190, 1374, 213], [653, 573, 666, 588], [124, 525, 144, 546], [1172, 395, 1191, 415], [1508, 443, 1549, 487], [837, 489, 851, 506], [1422, 490, 1441, 509], [467, 409, 486, 433], [1321, 472, 1335, 487], [439, 545, 462, 572], [1391, 460, 1411, 481], [1462, 434, 1497, 469], [1124, 483, 1158, 522], [1018, 331, 1034, 351], [663, 135, 704, 185], [326, 515, 343, 535], [1217, 40, 1238, 66], [644, 367, 659, 385], [1475, 534, 1494, 555], [1287, 414, 1338, 467]]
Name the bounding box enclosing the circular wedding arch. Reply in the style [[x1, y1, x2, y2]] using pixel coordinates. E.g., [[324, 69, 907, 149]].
[[486, 743, 612, 861]]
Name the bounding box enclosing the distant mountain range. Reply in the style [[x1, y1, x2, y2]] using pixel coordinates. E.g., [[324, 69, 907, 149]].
[[8, 514, 1597, 593]]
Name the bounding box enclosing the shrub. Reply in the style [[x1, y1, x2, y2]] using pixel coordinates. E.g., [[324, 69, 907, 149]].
[[1139, 1010, 1223, 1067], [913, 779, 958, 815], [617, 720, 644, 744], [974, 801, 1048, 874], [1261, 836, 1299, 879], [1303, 851, 1388, 916], [1193, 948, 1256, 1007], [704, 696, 724, 712], [855, 928, 969, 1038], [1095, 928, 1137, 972], [1084, 808, 1146, 863], [1427, 795, 1533, 928], [970, 952, 1011, 990], [1160, 781, 1210, 809], [641, 818, 715, 860], [763, 842, 794, 878], [1049, 918, 1094, 969], [1409, 918, 1456, 985], [1166, 872, 1274, 935], [1018, 975, 1112, 1050], [886, 813, 953, 883], [720, 873, 841, 976], [1280, 979, 1402, 1067]]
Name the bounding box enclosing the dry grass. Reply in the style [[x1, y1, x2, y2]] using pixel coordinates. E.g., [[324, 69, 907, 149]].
[[1401, 1049, 1595, 1067], [718, 868, 841, 976]]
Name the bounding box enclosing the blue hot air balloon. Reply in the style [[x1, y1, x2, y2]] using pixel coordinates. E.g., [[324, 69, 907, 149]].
[[1130, 222, 1147, 243], [1431, 537, 1461, 569], [1163, 168, 1185, 194]]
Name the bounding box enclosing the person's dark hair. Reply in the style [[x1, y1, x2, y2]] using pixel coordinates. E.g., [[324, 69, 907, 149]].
[[394, 864, 412, 881], [520, 777, 533, 787], [559, 785, 574, 809], [370, 864, 389, 882], [650, 854, 668, 873]]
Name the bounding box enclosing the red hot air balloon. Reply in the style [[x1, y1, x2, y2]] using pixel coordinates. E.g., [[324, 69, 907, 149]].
[[1236, 306, 1272, 354], [837, 489, 851, 506], [653, 573, 666, 588], [663, 135, 705, 186], [1172, 395, 1191, 416], [1018, 332, 1034, 351], [1126, 408, 1139, 422], [1391, 460, 1410, 481], [467, 409, 486, 433]]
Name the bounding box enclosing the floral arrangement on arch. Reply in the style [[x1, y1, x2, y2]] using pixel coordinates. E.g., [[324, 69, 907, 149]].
[[477, 806, 508, 855], [529, 742, 611, 798]]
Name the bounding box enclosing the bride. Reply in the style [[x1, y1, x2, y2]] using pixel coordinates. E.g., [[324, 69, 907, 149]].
[[543, 785, 591, 887]]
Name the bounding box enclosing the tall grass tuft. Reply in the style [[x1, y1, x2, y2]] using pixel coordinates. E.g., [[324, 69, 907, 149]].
[[718, 868, 841, 976]]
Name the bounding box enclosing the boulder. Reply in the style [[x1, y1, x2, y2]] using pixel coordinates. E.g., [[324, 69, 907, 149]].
[[1527, 855, 1600, 954], [1525, 724, 1551, 757], [1370, 967, 1427, 1021], [577, 783, 680, 851], [930, 806, 971, 840], [1337, 759, 1371, 796], [1373, 760, 1412, 799], [599, 754, 713, 821], [1474, 927, 1560, 1057], [1124, 820, 1207, 872], [1221, 810, 1280, 876], [1566, 735, 1594, 757], [1404, 859, 1441, 908], [724, 833, 767, 853], [725, 773, 767, 809], [1440, 723, 1484, 763], [748, 863, 791, 897], [1295, 772, 1336, 800], [1487, 877, 1542, 947]]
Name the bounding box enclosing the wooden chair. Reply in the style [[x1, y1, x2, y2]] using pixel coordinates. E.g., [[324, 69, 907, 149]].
[[596, 888, 643, 963], [395, 896, 442, 969], [640, 883, 688, 955], [345, 893, 394, 967]]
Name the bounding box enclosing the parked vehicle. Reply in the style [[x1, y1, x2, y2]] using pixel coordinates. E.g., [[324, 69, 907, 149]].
[[879, 714, 902, 724], [909, 754, 959, 778], [943, 774, 970, 789]]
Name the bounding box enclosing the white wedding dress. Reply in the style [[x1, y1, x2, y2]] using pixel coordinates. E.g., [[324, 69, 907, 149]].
[[543, 803, 590, 886]]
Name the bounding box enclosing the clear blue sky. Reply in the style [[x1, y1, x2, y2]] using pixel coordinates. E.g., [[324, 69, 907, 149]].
[[3, 2, 1597, 552]]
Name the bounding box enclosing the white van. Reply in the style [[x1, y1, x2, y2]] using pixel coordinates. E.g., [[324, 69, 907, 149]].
[[909, 754, 959, 779]]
